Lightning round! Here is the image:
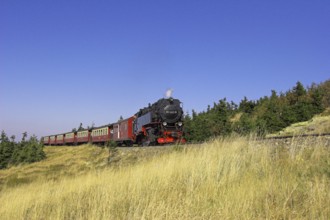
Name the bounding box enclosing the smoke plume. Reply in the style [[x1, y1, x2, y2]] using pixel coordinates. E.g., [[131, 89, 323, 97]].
[[165, 89, 173, 98]]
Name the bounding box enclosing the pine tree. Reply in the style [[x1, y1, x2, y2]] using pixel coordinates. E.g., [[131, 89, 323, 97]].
[[1, 131, 46, 169], [183, 112, 193, 141], [212, 99, 232, 136], [118, 116, 124, 122], [234, 113, 255, 135], [239, 97, 256, 114], [0, 131, 14, 169], [309, 86, 325, 114], [78, 123, 84, 131]]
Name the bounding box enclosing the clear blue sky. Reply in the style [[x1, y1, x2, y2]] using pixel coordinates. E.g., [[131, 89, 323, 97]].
[[1, 0, 329, 139]]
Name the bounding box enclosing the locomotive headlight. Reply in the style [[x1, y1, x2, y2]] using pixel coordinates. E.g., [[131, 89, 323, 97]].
[[163, 122, 167, 126], [178, 122, 183, 126]]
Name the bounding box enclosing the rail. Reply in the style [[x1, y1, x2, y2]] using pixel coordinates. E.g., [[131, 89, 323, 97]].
[[264, 133, 330, 140]]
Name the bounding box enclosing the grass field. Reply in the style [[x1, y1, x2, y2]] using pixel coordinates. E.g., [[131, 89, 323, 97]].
[[0, 136, 329, 219]]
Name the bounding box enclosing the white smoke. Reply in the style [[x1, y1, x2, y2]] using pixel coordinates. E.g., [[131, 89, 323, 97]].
[[165, 88, 173, 98]]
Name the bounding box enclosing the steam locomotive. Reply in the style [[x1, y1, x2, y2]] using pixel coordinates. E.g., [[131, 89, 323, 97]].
[[43, 97, 186, 146]]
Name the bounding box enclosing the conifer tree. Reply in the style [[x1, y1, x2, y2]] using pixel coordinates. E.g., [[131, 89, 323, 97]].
[[0, 131, 46, 169], [78, 123, 84, 131], [0, 131, 14, 169]]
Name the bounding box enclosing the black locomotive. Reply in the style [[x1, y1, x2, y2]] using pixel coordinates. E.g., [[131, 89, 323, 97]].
[[134, 97, 185, 145]]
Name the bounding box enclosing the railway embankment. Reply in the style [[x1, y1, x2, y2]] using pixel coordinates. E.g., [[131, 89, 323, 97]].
[[263, 135, 330, 148]]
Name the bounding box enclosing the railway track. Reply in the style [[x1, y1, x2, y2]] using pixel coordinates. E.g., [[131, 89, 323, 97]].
[[107, 133, 330, 150]]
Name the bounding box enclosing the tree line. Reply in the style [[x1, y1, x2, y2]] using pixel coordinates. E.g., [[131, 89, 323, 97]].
[[0, 131, 46, 169], [184, 80, 330, 142]]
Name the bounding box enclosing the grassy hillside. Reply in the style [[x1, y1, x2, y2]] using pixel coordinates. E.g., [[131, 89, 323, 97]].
[[0, 144, 172, 191], [0, 144, 108, 190], [0, 137, 329, 219], [268, 108, 330, 137]]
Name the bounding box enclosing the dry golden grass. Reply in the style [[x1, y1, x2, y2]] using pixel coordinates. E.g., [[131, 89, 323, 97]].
[[0, 137, 329, 219]]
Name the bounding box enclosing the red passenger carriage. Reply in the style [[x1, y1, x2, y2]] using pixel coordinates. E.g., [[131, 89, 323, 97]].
[[76, 130, 90, 144], [64, 132, 75, 145], [43, 136, 50, 145], [91, 126, 110, 143], [56, 134, 64, 145], [112, 117, 135, 146], [49, 136, 56, 145]]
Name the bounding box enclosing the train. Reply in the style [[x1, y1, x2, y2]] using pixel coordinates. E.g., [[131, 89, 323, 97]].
[[43, 97, 186, 146]]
